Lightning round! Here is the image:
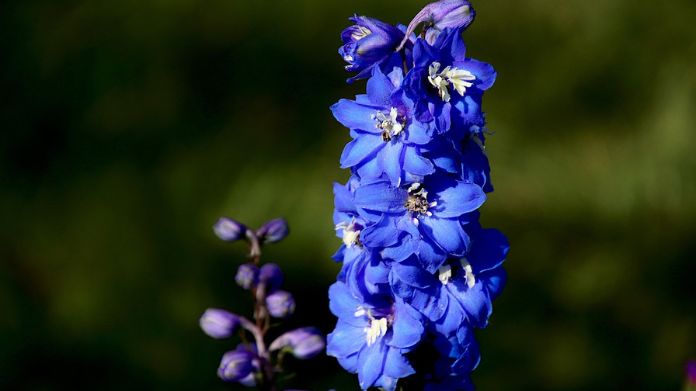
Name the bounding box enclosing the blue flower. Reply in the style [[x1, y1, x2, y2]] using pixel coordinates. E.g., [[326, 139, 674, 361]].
[[340, 16, 405, 82], [353, 175, 486, 272], [333, 179, 391, 299], [332, 67, 440, 186], [327, 281, 424, 391], [389, 226, 509, 333], [405, 28, 496, 133]]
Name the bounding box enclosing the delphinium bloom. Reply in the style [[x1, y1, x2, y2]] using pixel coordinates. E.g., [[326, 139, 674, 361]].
[[329, 0, 508, 389], [201, 218, 325, 390]]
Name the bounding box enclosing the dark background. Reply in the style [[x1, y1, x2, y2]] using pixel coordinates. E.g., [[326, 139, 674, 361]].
[[1, 0, 695, 389]]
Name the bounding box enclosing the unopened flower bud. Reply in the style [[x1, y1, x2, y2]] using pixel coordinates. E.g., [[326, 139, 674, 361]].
[[256, 218, 289, 244], [399, 0, 475, 49], [200, 308, 240, 339], [214, 217, 246, 242], [217, 348, 255, 382], [269, 327, 325, 359], [265, 290, 295, 318], [259, 263, 283, 291], [339, 16, 405, 82], [236, 263, 259, 290]]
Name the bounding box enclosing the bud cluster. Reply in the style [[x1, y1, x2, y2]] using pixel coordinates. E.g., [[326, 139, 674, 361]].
[[201, 218, 324, 389]]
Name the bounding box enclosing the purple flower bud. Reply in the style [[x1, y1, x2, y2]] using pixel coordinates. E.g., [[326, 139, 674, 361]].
[[269, 327, 325, 359], [256, 218, 289, 244], [339, 16, 404, 82], [235, 263, 259, 290], [217, 348, 255, 383], [398, 0, 475, 49], [214, 217, 246, 242], [259, 263, 283, 291], [265, 290, 295, 318], [200, 308, 240, 339]]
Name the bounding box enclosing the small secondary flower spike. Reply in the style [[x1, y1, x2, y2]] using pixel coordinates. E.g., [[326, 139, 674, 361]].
[[201, 218, 324, 390], [328, 0, 509, 389]]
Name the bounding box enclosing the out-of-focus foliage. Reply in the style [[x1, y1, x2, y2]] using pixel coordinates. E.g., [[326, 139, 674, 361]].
[[1, 0, 694, 389]]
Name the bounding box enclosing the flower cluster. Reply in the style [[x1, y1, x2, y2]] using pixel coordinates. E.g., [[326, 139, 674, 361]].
[[328, 1, 508, 389], [201, 217, 325, 390]]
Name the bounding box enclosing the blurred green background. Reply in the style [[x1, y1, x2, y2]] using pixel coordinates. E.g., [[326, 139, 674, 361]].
[[1, 0, 695, 389]]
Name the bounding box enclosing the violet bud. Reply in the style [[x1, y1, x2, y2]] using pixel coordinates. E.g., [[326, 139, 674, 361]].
[[213, 217, 246, 242], [259, 263, 283, 291], [339, 15, 405, 82], [265, 290, 295, 318], [235, 263, 259, 290], [200, 308, 240, 339], [398, 0, 475, 50], [269, 327, 325, 359], [256, 218, 289, 244], [217, 348, 255, 383]]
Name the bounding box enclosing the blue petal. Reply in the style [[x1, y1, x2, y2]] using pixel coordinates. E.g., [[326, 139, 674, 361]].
[[458, 58, 496, 91], [331, 99, 382, 132], [391, 261, 432, 289], [405, 121, 432, 145], [340, 134, 383, 168], [337, 352, 359, 373], [383, 347, 415, 379], [327, 320, 367, 358], [328, 282, 363, 323], [421, 217, 468, 255], [354, 182, 406, 213], [380, 141, 404, 186], [381, 235, 418, 262], [403, 146, 435, 177], [367, 67, 395, 106], [389, 300, 424, 349], [358, 341, 386, 390], [333, 182, 355, 213], [361, 216, 400, 248], [433, 181, 486, 218], [469, 228, 509, 273]]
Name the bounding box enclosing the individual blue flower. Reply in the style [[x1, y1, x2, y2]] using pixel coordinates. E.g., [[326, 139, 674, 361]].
[[354, 175, 486, 272], [340, 16, 405, 82], [333, 179, 390, 299], [389, 226, 509, 335], [332, 67, 441, 186], [405, 28, 496, 133], [327, 281, 424, 391]]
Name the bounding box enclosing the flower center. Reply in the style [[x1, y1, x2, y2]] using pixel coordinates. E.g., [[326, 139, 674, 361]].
[[460, 259, 476, 288], [365, 317, 388, 346], [352, 26, 372, 41], [354, 306, 391, 346], [427, 62, 476, 102], [335, 221, 361, 248], [404, 183, 437, 226], [374, 108, 405, 142]]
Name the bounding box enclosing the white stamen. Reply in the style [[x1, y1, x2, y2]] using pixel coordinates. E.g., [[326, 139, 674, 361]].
[[352, 26, 371, 41], [335, 221, 361, 248], [365, 317, 388, 346], [428, 62, 476, 102], [438, 265, 453, 285], [412, 217, 419, 226], [460, 259, 476, 288], [375, 107, 405, 140]]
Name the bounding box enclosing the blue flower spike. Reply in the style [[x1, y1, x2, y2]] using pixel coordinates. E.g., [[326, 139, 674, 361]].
[[330, 1, 508, 389]]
